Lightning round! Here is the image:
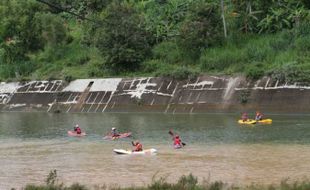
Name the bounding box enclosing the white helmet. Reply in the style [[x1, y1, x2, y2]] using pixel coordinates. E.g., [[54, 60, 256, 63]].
[[75, 124, 79, 127], [112, 127, 116, 130]]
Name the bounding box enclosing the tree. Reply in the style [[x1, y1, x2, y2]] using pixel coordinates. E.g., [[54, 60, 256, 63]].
[[258, 0, 308, 33], [92, 1, 153, 72], [0, 0, 45, 51], [34, 12, 68, 47], [0, 0, 68, 52], [142, 0, 192, 42], [232, 0, 309, 34], [221, 0, 227, 38], [231, 0, 264, 33], [178, 1, 222, 60], [0, 0, 69, 78], [41, 0, 111, 16]]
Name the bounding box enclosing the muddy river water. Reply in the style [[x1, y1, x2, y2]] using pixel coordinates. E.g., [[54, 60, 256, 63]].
[[0, 112, 310, 189]]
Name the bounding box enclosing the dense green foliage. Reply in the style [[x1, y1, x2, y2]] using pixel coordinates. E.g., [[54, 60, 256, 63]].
[[0, 0, 310, 82]]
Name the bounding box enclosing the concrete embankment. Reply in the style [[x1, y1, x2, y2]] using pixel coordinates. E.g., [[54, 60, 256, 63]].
[[0, 75, 309, 113]]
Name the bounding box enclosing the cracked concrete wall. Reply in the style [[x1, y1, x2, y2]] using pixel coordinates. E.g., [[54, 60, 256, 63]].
[[0, 76, 310, 113]]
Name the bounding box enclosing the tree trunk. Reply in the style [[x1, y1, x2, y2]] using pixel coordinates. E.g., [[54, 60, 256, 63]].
[[221, 0, 227, 38]]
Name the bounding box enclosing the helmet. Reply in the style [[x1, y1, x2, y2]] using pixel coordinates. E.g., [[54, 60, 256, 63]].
[[75, 124, 79, 127], [112, 127, 116, 131]]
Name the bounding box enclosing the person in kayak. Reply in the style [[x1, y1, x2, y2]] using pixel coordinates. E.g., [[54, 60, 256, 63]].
[[255, 111, 263, 121], [169, 130, 186, 148], [131, 141, 143, 152], [173, 135, 183, 149], [74, 124, 82, 134], [241, 112, 248, 122], [111, 127, 120, 137]]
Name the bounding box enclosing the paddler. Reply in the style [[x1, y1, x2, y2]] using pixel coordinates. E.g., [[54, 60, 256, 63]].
[[74, 124, 82, 134], [255, 111, 263, 121], [169, 130, 186, 148], [111, 127, 120, 137], [241, 112, 248, 122], [173, 135, 183, 149], [131, 140, 143, 152]]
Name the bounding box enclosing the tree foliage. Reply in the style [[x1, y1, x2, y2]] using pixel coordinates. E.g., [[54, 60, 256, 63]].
[[141, 0, 192, 42], [0, 0, 310, 80], [178, 0, 222, 60], [0, 0, 44, 52], [257, 0, 309, 33], [0, 0, 69, 78], [231, 0, 309, 33], [91, 1, 153, 72]]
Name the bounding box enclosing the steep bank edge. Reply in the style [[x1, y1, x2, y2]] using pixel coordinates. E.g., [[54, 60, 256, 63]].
[[0, 75, 309, 113]]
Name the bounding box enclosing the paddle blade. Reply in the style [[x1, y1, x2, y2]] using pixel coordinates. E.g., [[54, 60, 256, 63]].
[[168, 130, 173, 136], [182, 142, 186, 146]]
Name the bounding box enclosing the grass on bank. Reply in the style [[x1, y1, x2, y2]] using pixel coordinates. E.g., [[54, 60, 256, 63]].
[[20, 170, 310, 190], [1, 22, 310, 82], [140, 25, 310, 82]]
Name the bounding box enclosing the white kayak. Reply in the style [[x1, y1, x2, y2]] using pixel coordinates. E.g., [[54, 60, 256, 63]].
[[113, 148, 157, 155]]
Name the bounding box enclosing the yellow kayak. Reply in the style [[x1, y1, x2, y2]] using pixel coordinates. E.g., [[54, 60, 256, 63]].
[[238, 119, 256, 124], [238, 119, 272, 124], [257, 119, 272, 124]]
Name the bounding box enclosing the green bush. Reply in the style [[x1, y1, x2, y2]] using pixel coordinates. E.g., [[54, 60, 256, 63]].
[[64, 75, 74, 83], [148, 177, 172, 190], [175, 174, 198, 190], [143, 59, 195, 79], [152, 41, 182, 64], [269, 64, 310, 85], [273, 52, 298, 65], [269, 31, 294, 52], [200, 47, 246, 71], [245, 64, 265, 80], [142, 60, 165, 73], [77, 56, 90, 65], [245, 41, 272, 62], [295, 36, 310, 53], [295, 21, 310, 37], [0, 64, 15, 79], [178, 0, 222, 60], [156, 66, 198, 80], [91, 2, 153, 73], [0, 60, 37, 79]]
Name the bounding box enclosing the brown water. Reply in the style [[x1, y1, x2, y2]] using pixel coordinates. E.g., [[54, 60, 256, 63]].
[[0, 113, 310, 189]]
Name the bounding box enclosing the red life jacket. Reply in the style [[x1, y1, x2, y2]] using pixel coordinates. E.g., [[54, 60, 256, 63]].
[[76, 127, 81, 134], [174, 138, 181, 146]]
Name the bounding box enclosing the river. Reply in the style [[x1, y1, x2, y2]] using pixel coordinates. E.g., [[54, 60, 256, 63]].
[[0, 112, 310, 189]]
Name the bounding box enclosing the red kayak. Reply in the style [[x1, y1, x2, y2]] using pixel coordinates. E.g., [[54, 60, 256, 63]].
[[67, 131, 86, 137], [103, 132, 132, 140]]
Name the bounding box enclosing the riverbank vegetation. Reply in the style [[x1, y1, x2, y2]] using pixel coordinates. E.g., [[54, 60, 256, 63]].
[[21, 171, 310, 190], [1, 0, 310, 83]]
